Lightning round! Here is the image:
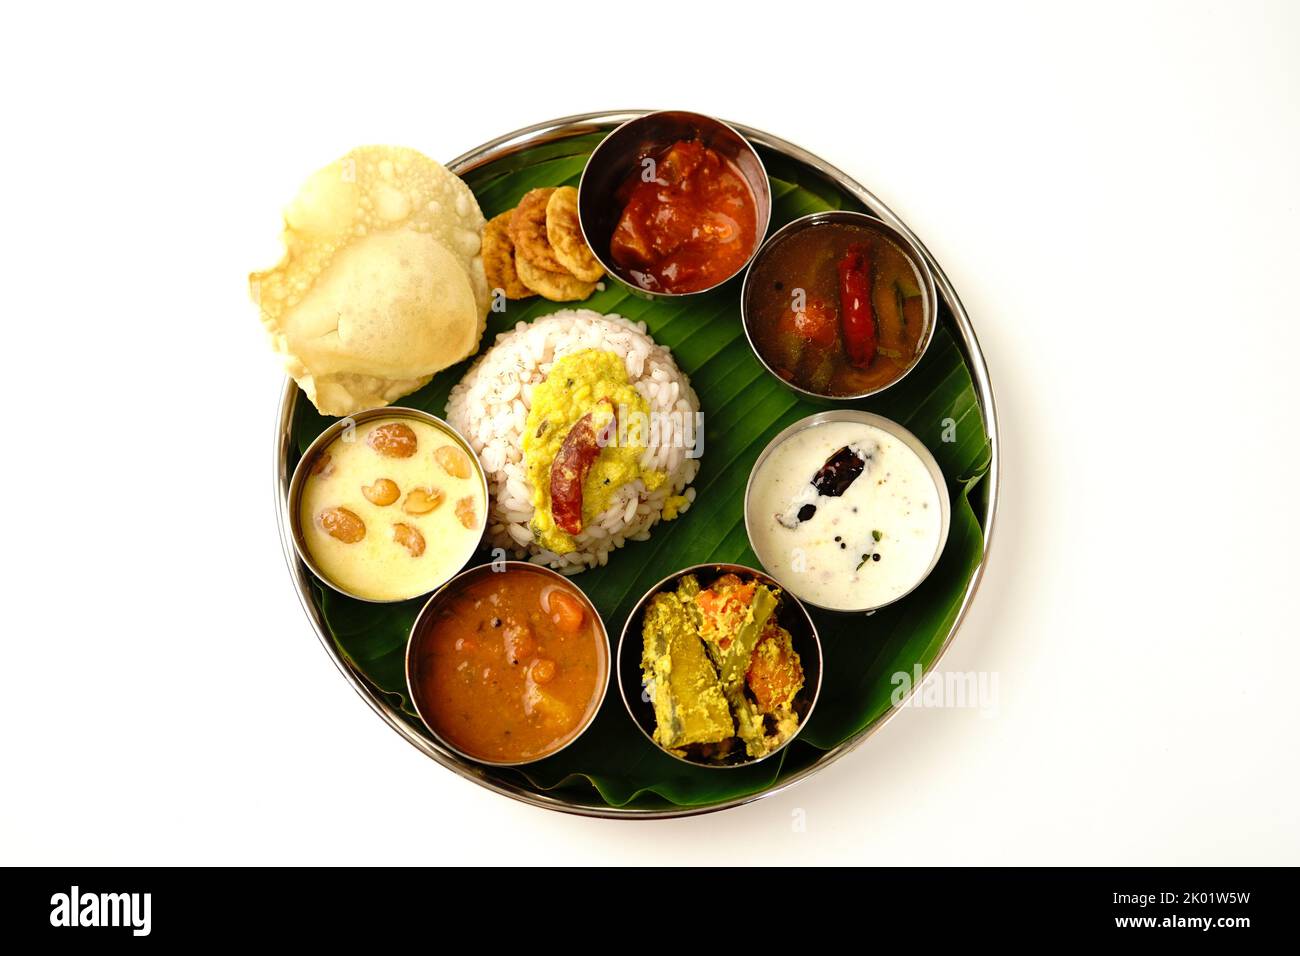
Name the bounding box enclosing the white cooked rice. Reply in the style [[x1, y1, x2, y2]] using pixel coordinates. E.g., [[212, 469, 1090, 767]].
[[446, 310, 700, 573]]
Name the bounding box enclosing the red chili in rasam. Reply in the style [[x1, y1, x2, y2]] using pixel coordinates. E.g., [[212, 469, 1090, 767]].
[[746, 220, 928, 396], [837, 244, 877, 368]]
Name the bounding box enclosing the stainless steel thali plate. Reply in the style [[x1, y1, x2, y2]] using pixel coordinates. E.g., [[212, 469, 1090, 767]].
[[273, 110, 1000, 818]]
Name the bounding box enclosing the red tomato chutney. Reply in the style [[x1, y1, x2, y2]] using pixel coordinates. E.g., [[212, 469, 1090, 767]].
[[609, 139, 759, 294], [410, 568, 608, 763]]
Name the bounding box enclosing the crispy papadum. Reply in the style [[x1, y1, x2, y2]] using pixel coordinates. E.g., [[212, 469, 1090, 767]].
[[545, 186, 604, 282], [250, 146, 490, 416]]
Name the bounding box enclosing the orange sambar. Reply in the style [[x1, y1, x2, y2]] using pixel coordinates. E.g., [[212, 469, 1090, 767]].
[[409, 567, 608, 764]]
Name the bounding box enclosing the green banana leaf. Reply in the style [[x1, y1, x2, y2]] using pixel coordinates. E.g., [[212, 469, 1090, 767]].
[[288, 133, 992, 809]]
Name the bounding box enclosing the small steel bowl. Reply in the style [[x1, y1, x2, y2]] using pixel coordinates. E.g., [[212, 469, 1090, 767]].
[[287, 407, 488, 604], [616, 563, 822, 769], [744, 411, 951, 615], [405, 561, 611, 767], [740, 210, 939, 403], [577, 110, 772, 300]]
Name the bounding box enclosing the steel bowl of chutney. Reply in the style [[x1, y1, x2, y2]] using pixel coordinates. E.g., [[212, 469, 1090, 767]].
[[405, 561, 611, 767], [741, 211, 939, 401], [578, 110, 772, 299]]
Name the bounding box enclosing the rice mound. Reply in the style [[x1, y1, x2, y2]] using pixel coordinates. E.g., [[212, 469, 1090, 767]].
[[446, 310, 700, 573]]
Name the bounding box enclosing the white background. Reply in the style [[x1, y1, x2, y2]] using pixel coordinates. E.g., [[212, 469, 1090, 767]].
[[2, 0, 1297, 865]]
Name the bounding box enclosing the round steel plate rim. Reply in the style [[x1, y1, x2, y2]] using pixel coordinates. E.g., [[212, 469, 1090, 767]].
[[273, 109, 1001, 819]]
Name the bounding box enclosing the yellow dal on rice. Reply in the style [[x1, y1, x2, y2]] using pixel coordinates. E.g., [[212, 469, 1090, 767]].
[[523, 350, 667, 554]]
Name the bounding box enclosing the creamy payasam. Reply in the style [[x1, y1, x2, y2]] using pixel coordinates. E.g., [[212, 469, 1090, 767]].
[[748, 420, 945, 611], [299, 416, 484, 601]]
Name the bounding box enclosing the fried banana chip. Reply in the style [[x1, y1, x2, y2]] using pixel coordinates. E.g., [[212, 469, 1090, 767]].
[[546, 186, 604, 282], [515, 249, 597, 302], [509, 187, 568, 274], [482, 211, 533, 300]]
